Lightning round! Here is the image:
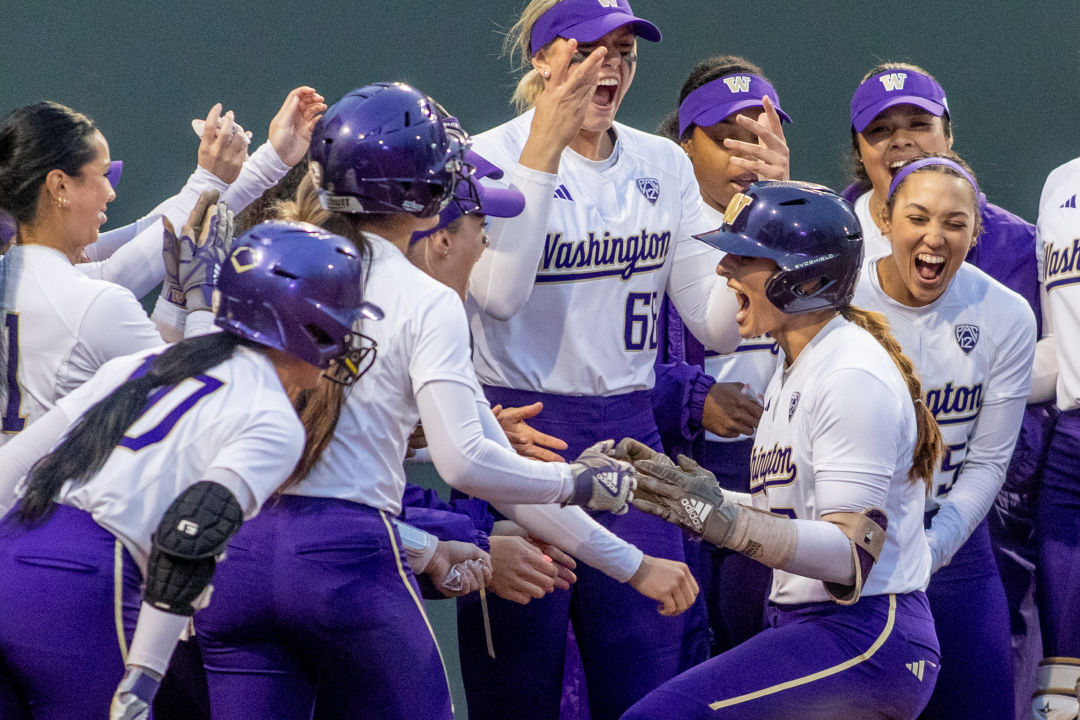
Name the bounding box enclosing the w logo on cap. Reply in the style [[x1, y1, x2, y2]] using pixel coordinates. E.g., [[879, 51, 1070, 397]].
[[878, 73, 908, 92], [722, 76, 752, 93], [597, 0, 619, 7]]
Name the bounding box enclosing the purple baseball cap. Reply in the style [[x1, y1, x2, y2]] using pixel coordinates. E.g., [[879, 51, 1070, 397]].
[[850, 69, 949, 133], [678, 74, 791, 138], [529, 0, 661, 55], [410, 150, 526, 244]]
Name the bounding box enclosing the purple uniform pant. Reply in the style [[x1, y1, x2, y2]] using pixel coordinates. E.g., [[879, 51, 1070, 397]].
[[0, 505, 141, 720], [195, 496, 452, 720], [693, 439, 771, 655], [457, 387, 687, 720], [622, 592, 939, 720], [1036, 409, 1080, 657], [920, 518, 1014, 719]]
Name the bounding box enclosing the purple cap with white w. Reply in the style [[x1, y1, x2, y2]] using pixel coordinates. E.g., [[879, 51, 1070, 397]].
[[850, 69, 949, 132], [529, 0, 661, 55]]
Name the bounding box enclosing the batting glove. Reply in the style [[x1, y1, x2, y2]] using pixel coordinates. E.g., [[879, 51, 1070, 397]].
[[178, 191, 235, 313], [567, 440, 636, 515], [110, 666, 162, 720], [161, 219, 185, 307], [632, 453, 739, 547]]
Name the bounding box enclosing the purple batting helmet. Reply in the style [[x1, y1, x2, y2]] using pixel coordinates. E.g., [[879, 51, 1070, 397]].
[[214, 221, 383, 385], [309, 82, 469, 218], [695, 181, 864, 314]]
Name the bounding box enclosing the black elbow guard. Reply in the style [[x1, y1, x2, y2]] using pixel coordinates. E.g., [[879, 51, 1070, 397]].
[[144, 481, 243, 615]]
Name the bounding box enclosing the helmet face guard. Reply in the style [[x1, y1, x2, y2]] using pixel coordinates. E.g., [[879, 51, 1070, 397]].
[[694, 180, 864, 314], [309, 82, 470, 218]]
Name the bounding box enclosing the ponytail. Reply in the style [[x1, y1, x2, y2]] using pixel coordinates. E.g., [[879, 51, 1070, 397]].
[[274, 171, 372, 489], [838, 305, 942, 493], [18, 332, 245, 522]]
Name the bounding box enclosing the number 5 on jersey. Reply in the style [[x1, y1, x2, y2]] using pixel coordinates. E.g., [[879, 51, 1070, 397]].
[[624, 291, 658, 351]]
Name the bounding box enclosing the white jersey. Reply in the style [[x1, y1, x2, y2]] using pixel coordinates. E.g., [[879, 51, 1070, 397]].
[[293, 237, 481, 515], [47, 345, 303, 573], [854, 191, 891, 259], [469, 109, 729, 396], [698, 204, 780, 443], [854, 256, 1036, 507], [1036, 157, 1080, 411], [0, 245, 162, 445], [751, 316, 929, 604]]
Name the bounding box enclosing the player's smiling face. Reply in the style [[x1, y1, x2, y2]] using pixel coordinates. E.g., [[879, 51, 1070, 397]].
[[684, 109, 762, 213], [574, 28, 637, 132], [62, 130, 116, 255], [879, 170, 978, 306], [857, 105, 951, 199], [717, 253, 787, 338]]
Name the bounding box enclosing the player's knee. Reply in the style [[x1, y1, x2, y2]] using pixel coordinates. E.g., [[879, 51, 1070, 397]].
[[144, 481, 243, 615]]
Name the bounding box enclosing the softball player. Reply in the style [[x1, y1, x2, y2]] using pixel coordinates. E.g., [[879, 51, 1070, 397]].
[[459, 2, 742, 716], [846, 65, 1046, 719], [194, 83, 694, 720], [1029, 155, 1080, 717], [624, 180, 942, 719], [0, 220, 374, 720], [654, 54, 789, 658], [853, 154, 1035, 719], [0, 97, 320, 446]]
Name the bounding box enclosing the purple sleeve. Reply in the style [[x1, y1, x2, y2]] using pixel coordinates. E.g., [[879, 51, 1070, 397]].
[[400, 483, 492, 552], [969, 200, 1040, 332], [653, 295, 714, 455]]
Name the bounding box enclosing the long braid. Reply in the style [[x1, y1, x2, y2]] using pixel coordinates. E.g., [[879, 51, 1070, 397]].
[[838, 305, 942, 493], [18, 332, 244, 522]]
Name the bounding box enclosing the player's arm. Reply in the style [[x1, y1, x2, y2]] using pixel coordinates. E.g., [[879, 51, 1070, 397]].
[[468, 42, 605, 320], [926, 303, 1036, 572], [0, 405, 73, 514], [666, 155, 741, 355]]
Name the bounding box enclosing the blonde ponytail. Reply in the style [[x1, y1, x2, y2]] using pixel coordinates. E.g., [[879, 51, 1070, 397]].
[[503, 0, 563, 113], [839, 305, 942, 493]]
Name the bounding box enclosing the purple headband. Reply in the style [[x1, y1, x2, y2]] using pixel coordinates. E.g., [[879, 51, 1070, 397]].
[[888, 157, 978, 199], [678, 74, 791, 138], [106, 160, 123, 189], [529, 0, 661, 55], [850, 69, 948, 132]]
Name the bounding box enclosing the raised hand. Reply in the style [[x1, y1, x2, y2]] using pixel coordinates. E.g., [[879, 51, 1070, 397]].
[[627, 554, 699, 616], [632, 453, 739, 547], [161, 218, 185, 306], [268, 86, 327, 167], [725, 96, 790, 182], [178, 190, 235, 312], [492, 402, 569, 462], [566, 439, 636, 514], [195, 103, 248, 184], [520, 38, 608, 172]]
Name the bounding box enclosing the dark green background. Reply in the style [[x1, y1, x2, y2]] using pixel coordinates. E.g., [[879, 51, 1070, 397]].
[[4, 2, 1078, 715], [3, 2, 1079, 229]]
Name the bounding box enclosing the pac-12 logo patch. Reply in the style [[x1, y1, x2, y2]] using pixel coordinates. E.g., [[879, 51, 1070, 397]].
[[954, 324, 980, 354], [636, 177, 660, 205], [788, 392, 801, 421]]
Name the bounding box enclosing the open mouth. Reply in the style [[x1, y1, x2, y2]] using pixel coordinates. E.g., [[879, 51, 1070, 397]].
[[732, 173, 758, 191], [731, 286, 751, 324], [594, 78, 618, 108], [889, 160, 912, 178], [914, 253, 945, 282], [98, 211, 108, 225]]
